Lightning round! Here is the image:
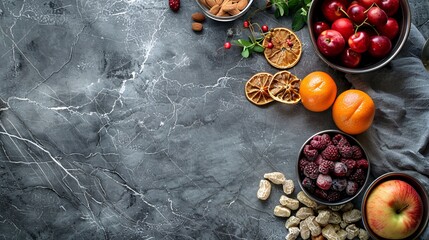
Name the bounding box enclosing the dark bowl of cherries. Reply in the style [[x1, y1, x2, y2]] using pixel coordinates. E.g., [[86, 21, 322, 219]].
[[308, 0, 411, 73]]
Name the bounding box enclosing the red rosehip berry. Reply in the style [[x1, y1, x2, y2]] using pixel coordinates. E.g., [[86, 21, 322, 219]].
[[243, 20, 249, 28], [261, 25, 269, 32], [267, 42, 274, 49], [169, 0, 180, 12], [224, 42, 232, 49]]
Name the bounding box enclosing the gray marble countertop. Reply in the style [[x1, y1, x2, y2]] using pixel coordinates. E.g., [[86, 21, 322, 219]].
[[0, 0, 428, 239]]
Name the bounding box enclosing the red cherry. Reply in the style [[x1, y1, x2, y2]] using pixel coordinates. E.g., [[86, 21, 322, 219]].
[[368, 35, 392, 58], [348, 31, 370, 53], [243, 20, 249, 28], [261, 25, 269, 32], [331, 18, 355, 40], [267, 42, 274, 49], [367, 7, 388, 27], [347, 4, 366, 25], [224, 42, 231, 49], [377, 18, 399, 39], [313, 21, 330, 36], [341, 48, 362, 68]]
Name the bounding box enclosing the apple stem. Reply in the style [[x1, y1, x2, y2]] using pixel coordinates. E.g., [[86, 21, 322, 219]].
[[397, 204, 409, 214]]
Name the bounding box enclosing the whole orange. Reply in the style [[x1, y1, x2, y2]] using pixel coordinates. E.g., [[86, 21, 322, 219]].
[[332, 89, 375, 135], [299, 71, 337, 112]]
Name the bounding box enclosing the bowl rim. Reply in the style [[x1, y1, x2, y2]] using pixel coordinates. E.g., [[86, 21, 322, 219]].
[[361, 172, 429, 240], [195, 0, 254, 22], [307, 0, 411, 73], [296, 129, 371, 206]]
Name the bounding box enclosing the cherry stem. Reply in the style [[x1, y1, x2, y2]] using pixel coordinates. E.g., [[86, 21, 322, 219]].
[[339, 7, 350, 18]]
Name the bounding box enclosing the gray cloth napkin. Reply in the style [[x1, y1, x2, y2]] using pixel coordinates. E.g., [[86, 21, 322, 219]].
[[346, 24, 429, 239]]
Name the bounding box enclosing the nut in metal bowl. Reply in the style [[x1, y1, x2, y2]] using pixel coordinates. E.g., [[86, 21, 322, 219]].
[[195, 0, 253, 22], [361, 172, 429, 240], [297, 129, 370, 206], [307, 0, 411, 73]]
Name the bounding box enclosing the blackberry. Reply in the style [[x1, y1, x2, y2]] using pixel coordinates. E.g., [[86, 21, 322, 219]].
[[318, 159, 334, 175], [333, 162, 348, 177], [303, 162, 319, 179], [321, 145, 340, 161], [299, 158, 310, 172], [356, 159, 369, 169], [302, 177, 316, 192], [351, 145, 363, 159], [327, 191, 342, 202], [303, 144, 318, 161], [331, 178, 347, 191], [315, 188, 328, 200], [338, 145, 353, 158], [346, 181, 359, 196], [349, 168, 366, 185]]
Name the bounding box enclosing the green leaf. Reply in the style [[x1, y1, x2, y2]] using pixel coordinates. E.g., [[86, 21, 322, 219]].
[[232, 40, 244, 47], [304, 0, 312, 5], [292, 10, 306, 31], [253, 45, 264, 53], [241, 48, 250, 58], [288, 0, 301, 8], [278, 5, 285, 16], [237, 39, 252, 47]]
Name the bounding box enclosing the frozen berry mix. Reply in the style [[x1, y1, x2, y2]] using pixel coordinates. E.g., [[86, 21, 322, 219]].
[[298, 132, 369, 202]]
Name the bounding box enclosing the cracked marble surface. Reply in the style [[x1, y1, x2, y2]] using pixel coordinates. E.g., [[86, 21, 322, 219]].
[[0, 0, 428, 239]]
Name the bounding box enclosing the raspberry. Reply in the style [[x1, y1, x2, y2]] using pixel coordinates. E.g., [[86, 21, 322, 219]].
[[320, 133, 332, 146], [316, 174, 332, 190], [333, 162, 348, 177], [332, 134, 346, 145], [356, 159, 369, 169], [321, 145, 340, 161], [331, 178, 347, 191], [303, 162, 319, 179], [310, 135, 327, 150], [303, 144, 318, 161], [315, 189, 328, 199], [340, 158, 356, 175], [346, 181, 359, 196], [351, 145, 363, 159], [349, 168, 366, 185], [299, 158, 311, 172], [318, 159, 334, 174], [327, 191, 342, 202], [169, 0, 180, 11], [302, 177, 316, 192], [338, 145, 353, 158]]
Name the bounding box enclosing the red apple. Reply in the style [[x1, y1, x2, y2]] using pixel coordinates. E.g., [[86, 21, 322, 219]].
[[332, 18, 355, 40], [377, 17, 399, 39], [365, 179, 423, 239], [322, 0, 348, 22], [380, 0, 400, 16], [317, 29, 346, 57], [368, 35, 392, 58]]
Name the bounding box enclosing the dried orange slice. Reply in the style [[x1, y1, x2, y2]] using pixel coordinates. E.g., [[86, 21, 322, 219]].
[[245, 72, 274, 105], [263, 28, 302, 69], [268, 70, 301, 104]]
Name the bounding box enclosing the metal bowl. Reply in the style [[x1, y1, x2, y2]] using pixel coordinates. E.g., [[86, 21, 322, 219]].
[[307, 0, 411, 73], [195, 0, 253, 22], [361, 172, 429, 240], [297, 129, 370, 206]]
